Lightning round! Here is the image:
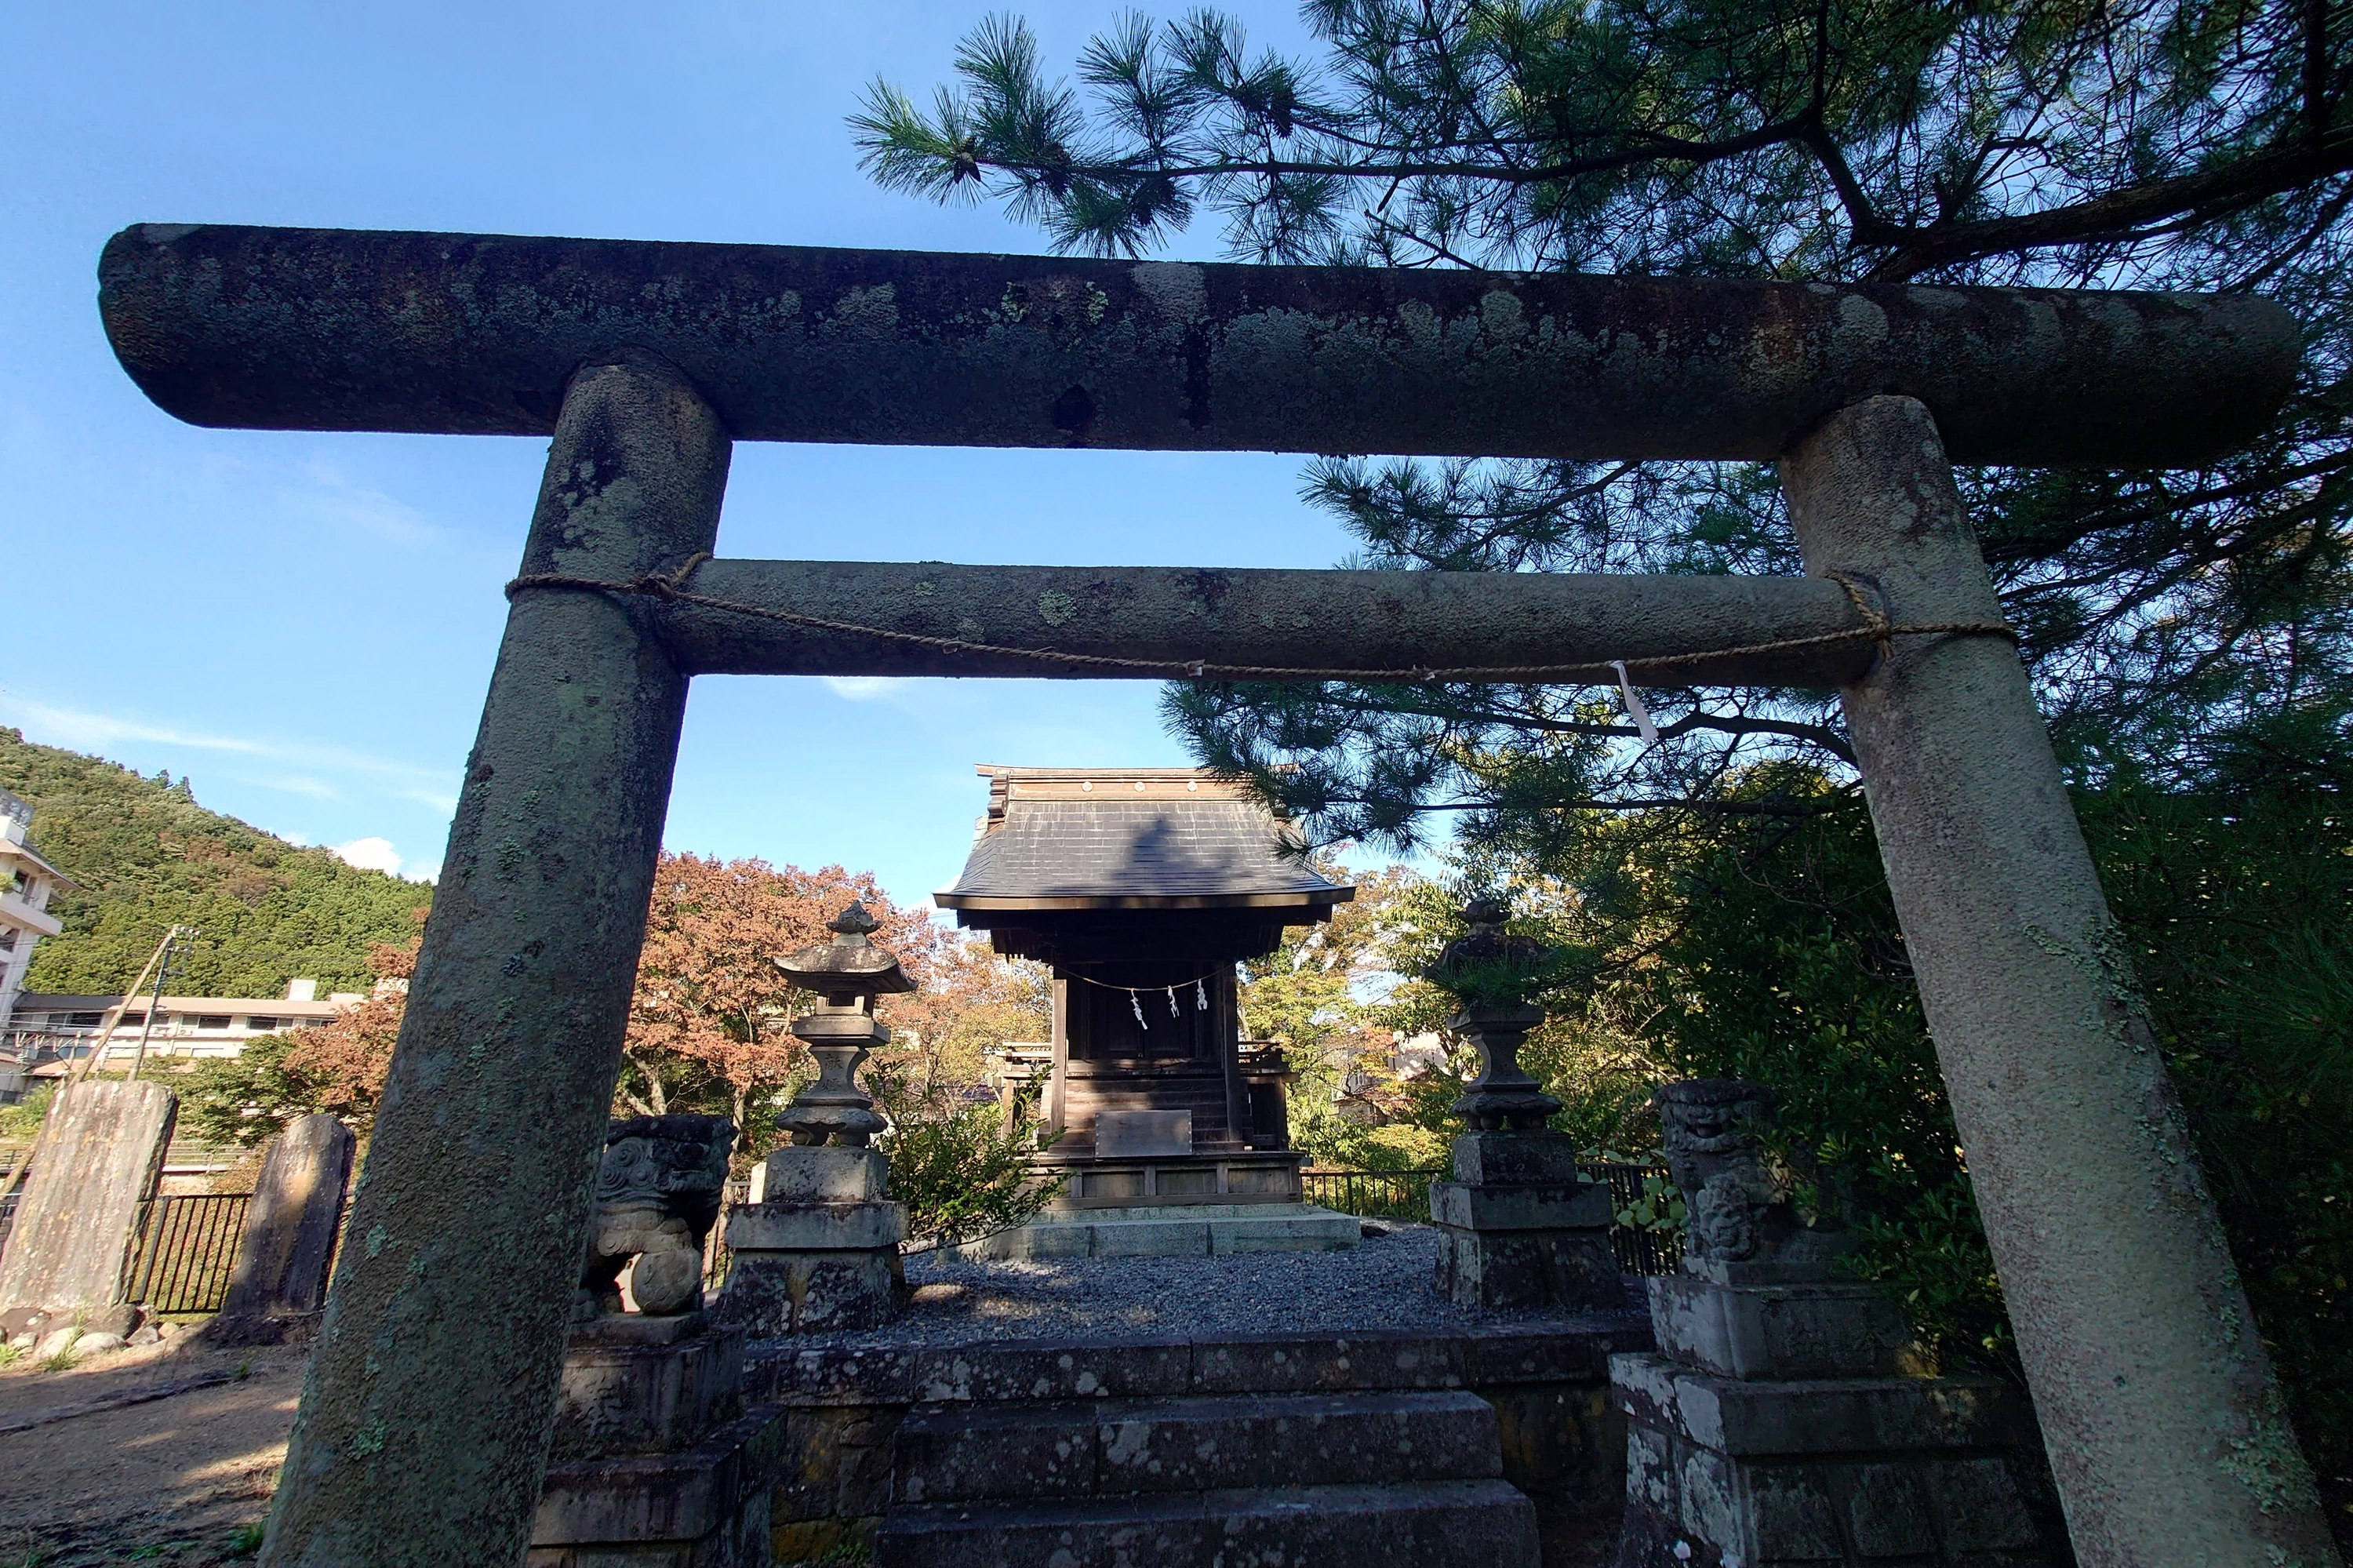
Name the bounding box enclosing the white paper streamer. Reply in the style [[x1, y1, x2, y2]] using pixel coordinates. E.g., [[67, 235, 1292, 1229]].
[[1130, 991, 1148, 1029], [1609, 659, 1660, 744]]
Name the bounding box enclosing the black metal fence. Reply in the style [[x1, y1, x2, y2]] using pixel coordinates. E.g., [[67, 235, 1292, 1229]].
[[1304, 1161, 1685, 1275], [125, 1191, 252, 1313], [1580, 1160, 1686, 1276], [1300, 1166, 1442, 1221]]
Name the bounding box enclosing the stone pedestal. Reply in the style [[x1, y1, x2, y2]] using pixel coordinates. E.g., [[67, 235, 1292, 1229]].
[[1646, 1266, 1914, 1384], [1611, 1354, 2065, 1568], [533, 1312, 781, 1568], [209, 1112, 354, 1344], [1610, 1080, 2068, 1566], [1615, 1262, 2068, 1566], [714, 1146, 906, 1335], [1429, 1130, 1620, 1310]]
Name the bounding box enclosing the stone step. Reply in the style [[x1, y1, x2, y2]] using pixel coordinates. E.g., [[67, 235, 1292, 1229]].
[[893, 1389, 1503, 1504], [873, 1478, 1540, 1568], [950, 1202, 1360, 1260], [750, 1321, 1644, 1409]]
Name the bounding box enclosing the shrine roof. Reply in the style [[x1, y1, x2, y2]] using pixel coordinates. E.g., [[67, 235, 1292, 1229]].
[[935, 766, 1354, 913]]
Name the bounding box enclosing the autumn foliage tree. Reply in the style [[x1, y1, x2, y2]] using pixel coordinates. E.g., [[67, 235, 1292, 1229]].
[[870, 933, 1053, 1104], [177, 856, 1056, 1169], [621, 855, 937, 1137], [178, 927, 420, 1146], [621, 853, 1052, 1151]]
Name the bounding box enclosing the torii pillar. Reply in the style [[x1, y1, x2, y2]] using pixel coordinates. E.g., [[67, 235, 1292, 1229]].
[[259, 355, 729, 1566], [1784, 397, 2334, 1566]]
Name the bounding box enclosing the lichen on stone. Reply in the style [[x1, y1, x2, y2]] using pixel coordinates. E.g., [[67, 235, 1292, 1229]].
[[2218, 1387, 2322, 1514]]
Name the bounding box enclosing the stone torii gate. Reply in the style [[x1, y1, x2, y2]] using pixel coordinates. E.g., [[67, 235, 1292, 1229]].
[[99, 224, 2335, 1566]]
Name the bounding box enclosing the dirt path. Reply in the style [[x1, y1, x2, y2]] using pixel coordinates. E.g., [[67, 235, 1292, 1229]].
[[0, 1332, 308, 1567]]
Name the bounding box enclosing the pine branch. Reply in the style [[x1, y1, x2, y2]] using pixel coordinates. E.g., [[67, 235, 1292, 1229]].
[[1865, 133, 2353, 278]]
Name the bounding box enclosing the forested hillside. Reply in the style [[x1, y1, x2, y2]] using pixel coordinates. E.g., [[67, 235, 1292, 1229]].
[[0, 728, 431, 998]]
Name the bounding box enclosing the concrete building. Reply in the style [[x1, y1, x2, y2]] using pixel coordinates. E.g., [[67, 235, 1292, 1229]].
[[7, 978, 356, 1078], [0, 791, 69, 1104]]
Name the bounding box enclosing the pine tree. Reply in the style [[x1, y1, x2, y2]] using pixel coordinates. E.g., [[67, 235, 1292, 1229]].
[[856, 0, 2353, 849]]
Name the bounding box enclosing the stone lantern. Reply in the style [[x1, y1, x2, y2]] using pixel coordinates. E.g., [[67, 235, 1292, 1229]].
[[1438, 897, 1563, 1133], [712, 903, 913, 1333], [773, 901, 912, 1147], [1424, 898, 1620, 1309]]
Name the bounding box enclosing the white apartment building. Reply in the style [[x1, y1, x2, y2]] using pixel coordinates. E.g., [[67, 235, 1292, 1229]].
[[9, 977, 358, 1075], [0, 790, 67, 1057]]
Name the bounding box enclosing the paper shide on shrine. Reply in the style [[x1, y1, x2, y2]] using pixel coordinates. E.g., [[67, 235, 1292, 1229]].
[[936, 766, 1353, 1240]]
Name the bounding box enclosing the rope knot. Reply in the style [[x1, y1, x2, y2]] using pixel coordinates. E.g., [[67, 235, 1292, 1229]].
[[1825, 570, 1893, 649]]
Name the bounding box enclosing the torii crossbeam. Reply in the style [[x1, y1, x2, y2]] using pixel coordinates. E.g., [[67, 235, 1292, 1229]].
[[97, 224, 2336, 1566]]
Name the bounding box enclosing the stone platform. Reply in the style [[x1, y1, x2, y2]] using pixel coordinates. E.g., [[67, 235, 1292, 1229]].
[[948, 1200, 1360, 1260], [533, 1312, 780, 1568]]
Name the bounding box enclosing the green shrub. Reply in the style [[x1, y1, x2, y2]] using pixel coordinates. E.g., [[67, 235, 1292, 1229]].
[[1537, 759, 2348, 1480], [872, 1085, 1056, 1250]]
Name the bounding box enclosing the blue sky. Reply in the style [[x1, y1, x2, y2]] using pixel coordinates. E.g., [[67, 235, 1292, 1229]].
[[2, 1, 1375, 902]]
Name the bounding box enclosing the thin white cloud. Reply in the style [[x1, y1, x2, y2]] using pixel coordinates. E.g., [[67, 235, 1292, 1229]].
[[824, 676, 913, 703], [0, 690, 451, 792], [286, 457, 442, 548], [0, 696, 270, 759], [258, 774, 340, 799], [334, 837, 404, 875]]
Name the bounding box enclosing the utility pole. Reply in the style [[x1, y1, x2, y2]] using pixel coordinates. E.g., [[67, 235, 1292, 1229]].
[[125, 927, 192, 1081]]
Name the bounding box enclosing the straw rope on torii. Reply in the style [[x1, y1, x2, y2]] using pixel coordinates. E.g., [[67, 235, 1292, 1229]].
[[89, 220, 2340, 1567], [504, 551, 2019, 686]]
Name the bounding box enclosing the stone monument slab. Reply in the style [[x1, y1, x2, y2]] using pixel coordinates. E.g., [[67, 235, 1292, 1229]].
[[0, 1080, 175, 1316], [210, 1112, 354, 1341]]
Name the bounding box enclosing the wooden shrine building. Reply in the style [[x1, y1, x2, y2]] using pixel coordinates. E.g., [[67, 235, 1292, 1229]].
[[936, 766, 1352, 1213]]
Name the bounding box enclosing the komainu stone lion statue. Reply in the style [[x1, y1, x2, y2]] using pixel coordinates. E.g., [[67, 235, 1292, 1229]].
[[576, 1113, 734, 1318]]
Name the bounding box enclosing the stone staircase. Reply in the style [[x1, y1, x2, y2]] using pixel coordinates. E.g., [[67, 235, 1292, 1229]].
[[753, 1319, 1649, 1566], [871, 1386, 1540, 1567]]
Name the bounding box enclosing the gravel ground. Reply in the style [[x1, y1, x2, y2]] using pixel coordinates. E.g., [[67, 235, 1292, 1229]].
[[790, 1223, 1640, 1349]]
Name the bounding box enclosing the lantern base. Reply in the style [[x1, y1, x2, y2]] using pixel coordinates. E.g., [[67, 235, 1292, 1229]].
[[1428, 1130, 1620, 1311]]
